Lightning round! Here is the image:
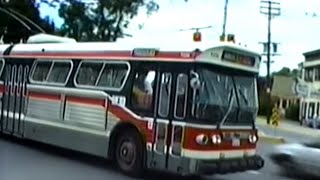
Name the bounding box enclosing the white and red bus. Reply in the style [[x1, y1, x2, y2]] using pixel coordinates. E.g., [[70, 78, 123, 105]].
[[0, 34, 263, 177]]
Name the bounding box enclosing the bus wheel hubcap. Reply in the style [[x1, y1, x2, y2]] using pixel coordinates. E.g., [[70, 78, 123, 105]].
[[119, 141, 135, 165]]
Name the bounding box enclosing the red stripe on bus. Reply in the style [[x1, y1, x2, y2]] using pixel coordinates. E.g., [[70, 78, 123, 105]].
[[29, 92, 60, 101], [183, 127, 256, 151], [66, 96, 105, 107], [0, 84, 4, 92], [108, 105, 153, 143], [10, 51, 195, 59]]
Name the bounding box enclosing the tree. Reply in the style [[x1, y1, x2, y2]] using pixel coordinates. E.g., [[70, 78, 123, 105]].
[[41, 0, 160, 42], [272, 67, 300, 78], [273, 67, 291, 76], [0, 0, 56, 43]]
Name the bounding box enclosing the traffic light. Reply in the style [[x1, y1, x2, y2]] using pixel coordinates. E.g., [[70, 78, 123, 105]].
[[219, 35, 225, 42], [193, 31, 201, 42], [227, 34, 235, 43]]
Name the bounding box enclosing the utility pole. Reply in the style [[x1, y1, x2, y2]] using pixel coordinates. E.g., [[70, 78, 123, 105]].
[[260, 0, 281, 124], [221, 0, 229, 40]]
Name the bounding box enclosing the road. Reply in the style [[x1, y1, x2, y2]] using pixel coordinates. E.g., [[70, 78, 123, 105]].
[[0, 136, 294, 180]]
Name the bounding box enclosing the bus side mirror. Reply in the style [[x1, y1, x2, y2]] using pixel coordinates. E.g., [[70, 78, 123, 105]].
[[190, 70, 201, 89], [190, 77, 201, 89]]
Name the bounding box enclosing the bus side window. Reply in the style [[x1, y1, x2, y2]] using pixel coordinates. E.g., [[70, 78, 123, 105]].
[[47, 61, 72, 84], [174, 73, 188, 119], [158, 72, 172, 117], [96, 63, 128, 89], [31, 61, 52, 82], [75, 62, 104, 86], [131, 69, 156, 111]]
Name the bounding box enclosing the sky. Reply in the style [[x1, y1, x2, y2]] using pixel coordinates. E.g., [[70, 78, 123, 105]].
[[37, 0, 320, 76]]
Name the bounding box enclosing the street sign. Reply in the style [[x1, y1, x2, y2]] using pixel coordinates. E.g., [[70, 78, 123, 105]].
[[293, 81, 309, 97], [271, 107, 280, 127]]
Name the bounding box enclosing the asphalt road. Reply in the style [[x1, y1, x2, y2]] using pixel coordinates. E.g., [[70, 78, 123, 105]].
[[0, 136, 297, 180]]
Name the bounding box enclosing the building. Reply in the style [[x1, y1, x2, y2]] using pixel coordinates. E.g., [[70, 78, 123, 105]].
[[294, 49, 320, 122], [271, 75, 299, 110]]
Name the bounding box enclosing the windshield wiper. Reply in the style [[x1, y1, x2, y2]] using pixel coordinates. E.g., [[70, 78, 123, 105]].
[[219, 88, 235, 126], [238, 88, 248, 105]]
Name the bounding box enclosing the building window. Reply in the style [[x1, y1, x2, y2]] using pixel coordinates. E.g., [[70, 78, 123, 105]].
[[305, 68, 313, 82], [315, 66, 320, 81]]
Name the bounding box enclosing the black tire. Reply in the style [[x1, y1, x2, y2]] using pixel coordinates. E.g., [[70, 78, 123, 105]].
[[115, 128, 144, 177]]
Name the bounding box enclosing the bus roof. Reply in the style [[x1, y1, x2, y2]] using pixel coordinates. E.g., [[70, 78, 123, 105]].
[[8, 40, 259, 53], [3, 41, 261, 73], [0, 44, 10, 54]]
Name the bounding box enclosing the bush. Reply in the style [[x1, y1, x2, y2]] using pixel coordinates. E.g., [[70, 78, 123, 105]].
[[258, 94, 279, 116], [285, 104, 299, 121], [258, 100, 269, 116]]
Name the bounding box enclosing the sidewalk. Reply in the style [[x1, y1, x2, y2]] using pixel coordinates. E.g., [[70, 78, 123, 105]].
[[257, 116, 320, 138]]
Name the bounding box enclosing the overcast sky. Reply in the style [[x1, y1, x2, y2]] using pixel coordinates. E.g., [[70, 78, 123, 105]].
[[38, 0, 320, 76]]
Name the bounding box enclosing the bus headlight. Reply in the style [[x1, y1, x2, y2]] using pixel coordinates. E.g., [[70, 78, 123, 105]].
[[212, 134, 222, 144], [195, 134, 209, 145], [249, 134, 258, 143]]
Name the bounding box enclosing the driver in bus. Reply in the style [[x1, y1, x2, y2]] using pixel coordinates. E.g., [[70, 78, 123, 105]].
[[132, 70, 153, 109]]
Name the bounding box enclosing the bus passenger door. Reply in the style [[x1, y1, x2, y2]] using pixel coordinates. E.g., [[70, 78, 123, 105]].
[[152, 72, 188, 172], [1, 64, 29, 136], [166, 73, 188, 172], [151, 72, 172, 170]]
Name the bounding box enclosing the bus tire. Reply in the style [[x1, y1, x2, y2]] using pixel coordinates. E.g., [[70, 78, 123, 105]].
[[115, 128, 144, 177]]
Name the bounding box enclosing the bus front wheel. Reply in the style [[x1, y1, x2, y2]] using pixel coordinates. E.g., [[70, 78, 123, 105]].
[[115, 128, 144, 177]]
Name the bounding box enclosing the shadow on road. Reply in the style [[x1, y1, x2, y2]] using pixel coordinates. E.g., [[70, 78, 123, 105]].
[[1, 135, 226, 180]]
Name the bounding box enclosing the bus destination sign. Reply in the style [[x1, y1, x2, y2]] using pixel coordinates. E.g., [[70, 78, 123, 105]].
[[222, 51, 255, 66]]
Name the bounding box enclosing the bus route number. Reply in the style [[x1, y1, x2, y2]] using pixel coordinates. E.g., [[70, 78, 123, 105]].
[[111, 95, 126, 106]]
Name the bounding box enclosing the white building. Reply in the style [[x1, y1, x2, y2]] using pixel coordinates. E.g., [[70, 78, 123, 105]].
[[294, 49, 320, 122]]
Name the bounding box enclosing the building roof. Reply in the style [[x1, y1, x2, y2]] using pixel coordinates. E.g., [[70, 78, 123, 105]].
[[271, 75, 297, 98], [303, 48, 320, 57]]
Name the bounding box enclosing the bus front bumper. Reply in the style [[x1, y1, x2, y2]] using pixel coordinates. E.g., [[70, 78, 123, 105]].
[[196, 155, 264, 175]]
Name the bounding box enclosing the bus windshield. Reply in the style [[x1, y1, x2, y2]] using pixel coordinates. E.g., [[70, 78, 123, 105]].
[[192, 67, 258, 125]]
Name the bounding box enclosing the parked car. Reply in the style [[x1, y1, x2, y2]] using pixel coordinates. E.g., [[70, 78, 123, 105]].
[[302, 116, 320, 129]]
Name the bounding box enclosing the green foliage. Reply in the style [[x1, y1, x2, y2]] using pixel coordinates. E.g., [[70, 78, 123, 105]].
[[258, 93, 268, 116], [258, 90, 279, 116], [285, 104, 299, 121], [272, 67, 300, 78], [0, 0, 56, 43], [42, 0, 160, 41]]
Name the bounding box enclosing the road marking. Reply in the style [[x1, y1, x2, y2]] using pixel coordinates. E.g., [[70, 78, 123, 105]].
[[246, 170, 261, 175]]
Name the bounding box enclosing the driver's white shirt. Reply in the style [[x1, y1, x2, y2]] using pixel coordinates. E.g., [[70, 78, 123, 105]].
[[144, 80, 153, 94]]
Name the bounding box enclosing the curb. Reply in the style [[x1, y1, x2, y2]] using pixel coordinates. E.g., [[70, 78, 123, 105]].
[[258, 131, 286, 144]]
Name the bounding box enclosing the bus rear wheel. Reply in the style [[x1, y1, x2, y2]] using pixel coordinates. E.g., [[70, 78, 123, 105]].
[[115, 129, 144, 177]]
